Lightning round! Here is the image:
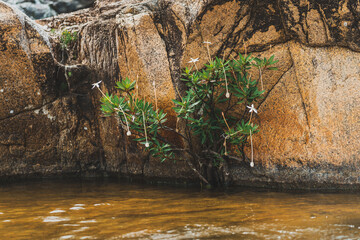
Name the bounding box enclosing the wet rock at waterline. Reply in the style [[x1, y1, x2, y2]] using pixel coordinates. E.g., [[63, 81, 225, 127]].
[[1, 0, 360, 189]]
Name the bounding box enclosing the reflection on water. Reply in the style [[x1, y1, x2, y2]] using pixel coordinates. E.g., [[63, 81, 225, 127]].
[[0, 179, 360, 239]]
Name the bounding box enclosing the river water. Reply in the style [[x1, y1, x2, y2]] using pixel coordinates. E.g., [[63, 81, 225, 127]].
[[0, 179, 360, 239]]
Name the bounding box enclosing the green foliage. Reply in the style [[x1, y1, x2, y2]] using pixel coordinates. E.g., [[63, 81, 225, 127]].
[[97, 52, 278, 185], [178, 55, 260, 151], [99, 89, 173, 163], [252, 55, 279, 70], [115, 77, 136, 92], [60, 30, 78, 49]]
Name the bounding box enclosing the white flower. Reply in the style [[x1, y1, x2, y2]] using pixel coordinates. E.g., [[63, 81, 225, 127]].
[[188, 58, 199, 63], [10, 110, 14, 114], [203, 41, 212, 44], [250, 162, 254, 167], [225, 92, 230, 98], [247, 104, 258, 114], [126, 130, 131, 136], [91, 80, 102, 89], [145, 142, 149, 147], [198, 106, 204, 116]]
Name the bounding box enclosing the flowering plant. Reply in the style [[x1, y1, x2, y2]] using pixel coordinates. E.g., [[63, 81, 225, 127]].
[[93, 47, 278, 186]]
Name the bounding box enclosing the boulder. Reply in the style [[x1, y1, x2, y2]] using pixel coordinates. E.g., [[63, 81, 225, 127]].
[[0, 1, 99, 177], [1, 0, 359, 188]]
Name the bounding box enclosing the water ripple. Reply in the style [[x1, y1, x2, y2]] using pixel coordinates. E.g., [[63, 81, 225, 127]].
[[59, 235, 75, 239], [50, 209, 66, 214], [43, 216, 70, 223], [79, 219, 97, 223], [70, 206, 85, 210]]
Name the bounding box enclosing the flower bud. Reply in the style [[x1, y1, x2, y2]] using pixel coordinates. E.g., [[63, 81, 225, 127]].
[[127, 131, 131, 136]]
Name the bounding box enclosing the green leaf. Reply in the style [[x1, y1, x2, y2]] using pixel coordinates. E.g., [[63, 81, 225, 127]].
[[97, 50, 280, 179]]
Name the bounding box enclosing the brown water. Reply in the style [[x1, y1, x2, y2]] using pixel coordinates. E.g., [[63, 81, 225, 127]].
[[0, 179, 360, 239]]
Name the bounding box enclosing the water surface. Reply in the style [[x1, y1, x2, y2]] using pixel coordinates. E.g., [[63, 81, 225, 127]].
[[0, 179, 360, 239]]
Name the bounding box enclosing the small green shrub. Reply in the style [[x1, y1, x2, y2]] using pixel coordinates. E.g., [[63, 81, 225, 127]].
[[93, 50, 278, 186], [60, 30, 78, 49]]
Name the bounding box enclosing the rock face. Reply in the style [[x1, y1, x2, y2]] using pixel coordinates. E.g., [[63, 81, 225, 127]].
[[0, 2, 101, 177], [0, 0, 359, 188]]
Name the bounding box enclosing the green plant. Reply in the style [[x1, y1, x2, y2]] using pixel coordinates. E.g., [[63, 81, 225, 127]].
[[60, 30, 78, 49], [93, 50, 278, 186]]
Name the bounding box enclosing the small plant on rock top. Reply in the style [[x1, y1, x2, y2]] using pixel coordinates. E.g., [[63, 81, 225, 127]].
[[60, 29, 78, 50], [93, 45, 278, 187], [57, 29, 78, 63]]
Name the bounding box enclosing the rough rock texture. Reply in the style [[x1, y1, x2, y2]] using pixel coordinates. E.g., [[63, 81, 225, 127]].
[[0, 0, 359, 188], [0, 2, 101, 177]]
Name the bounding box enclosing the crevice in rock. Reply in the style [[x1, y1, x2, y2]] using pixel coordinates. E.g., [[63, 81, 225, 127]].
[[0, 99, 59, 122], [287, 42, 311, 133], [257, 58, 294, 110], [151, 2, 187, 95], [276, 0, 291, 38], [169, 8, 187, 35], [217, 1, 254, 58], [316, 4, 331, 43]]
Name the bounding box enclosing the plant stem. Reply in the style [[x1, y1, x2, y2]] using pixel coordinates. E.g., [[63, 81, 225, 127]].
[[193, 63, 198, 71], [222, 65, 230, 98], [250, 129, 254, 166], [162, 125, 190, 142], [221, 112, 231, 131], [142, 111, 149, 146], [186, 159, 209, 184], [206, 44, 212, 62], [259, 67, 264, 92], [153, 81, 158, 112]]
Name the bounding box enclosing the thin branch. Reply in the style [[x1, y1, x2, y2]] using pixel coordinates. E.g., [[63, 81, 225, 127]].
[[226, 154, 243, 162], [192, 86, 211, 116], [221, 112, 231, 131], [162, 125, 190, 142], [203, 149, 243, 162], [185, 158, 209, 184]]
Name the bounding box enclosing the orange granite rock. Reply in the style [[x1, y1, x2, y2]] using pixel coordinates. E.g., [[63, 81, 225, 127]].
[[1, 0, 359, 188]]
